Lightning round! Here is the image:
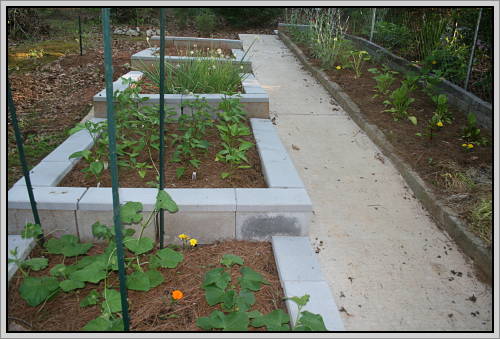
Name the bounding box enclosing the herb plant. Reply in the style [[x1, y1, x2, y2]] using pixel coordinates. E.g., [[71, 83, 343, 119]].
[[383, 84, 417, 125], [461, 113, 488, 146], [347, 50, 370, 78]]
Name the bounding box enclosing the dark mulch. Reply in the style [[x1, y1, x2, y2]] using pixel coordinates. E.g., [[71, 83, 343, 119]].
[[59, 121, 266, 189], [8, 240, 286, 331]]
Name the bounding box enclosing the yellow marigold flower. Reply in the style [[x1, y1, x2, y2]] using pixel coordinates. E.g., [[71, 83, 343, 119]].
[[462, 143, 468, 147], [336, 65, 341, 70], [178, 234, 189, 240], [432, 60, 437, 65], [171, 290, 183, 300], [436, 121, 443, 127], [189, 238, 198, 247], [467, 143, 474, 149]]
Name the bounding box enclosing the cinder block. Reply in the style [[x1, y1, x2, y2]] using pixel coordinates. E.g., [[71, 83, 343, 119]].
[[250, 119, 304, 188], [151, 36, 243, 49], [8, 235, 36, 282], [76, 210, 156, 242], [236, 188, 312, 212], [9, 209, 78, 239], [236, 211, 310, 241], [13, 161, 74, 187], [8, 186, 87, 210], [43, 130, 94, 163], [282, 280, 345, 331], [162, 211, 236, 244]]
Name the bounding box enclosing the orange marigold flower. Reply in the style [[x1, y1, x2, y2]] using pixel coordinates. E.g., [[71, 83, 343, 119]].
[[172, 290, 183, 300]]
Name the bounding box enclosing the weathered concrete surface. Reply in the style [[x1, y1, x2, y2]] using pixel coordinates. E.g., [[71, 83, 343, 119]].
[[240, 34, 492, 331]]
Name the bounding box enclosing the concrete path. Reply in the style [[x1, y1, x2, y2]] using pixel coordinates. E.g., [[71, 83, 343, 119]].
[[240, 34, 492, 331]]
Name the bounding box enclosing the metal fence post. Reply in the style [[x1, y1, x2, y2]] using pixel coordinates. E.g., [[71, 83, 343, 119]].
[[464, 8, 482, 90], [101, 7, 130, 331], [370, 8, 377, 41], [7, 82, 44, 243], [78, 15, 83, 56], [158, 8, 166, 249]]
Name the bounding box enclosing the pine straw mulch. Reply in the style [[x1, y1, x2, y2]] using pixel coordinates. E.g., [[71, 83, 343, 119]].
[[8, 240, 286, 332]]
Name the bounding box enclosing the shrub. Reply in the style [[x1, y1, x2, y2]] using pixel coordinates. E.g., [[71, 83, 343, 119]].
[[195, 10, 218, 35], [172, 8, 201, 29], [373, 21, 412, 50], [213, 7, 283, 27], [423, 47, 467, 84]]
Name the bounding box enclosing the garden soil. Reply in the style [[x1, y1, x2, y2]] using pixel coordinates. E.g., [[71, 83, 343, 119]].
[[8, 240, 285, 331], [239, 34, 492, 331]]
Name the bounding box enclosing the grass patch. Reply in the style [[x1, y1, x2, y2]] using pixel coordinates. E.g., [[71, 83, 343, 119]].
[[469, 198, 492, 246]]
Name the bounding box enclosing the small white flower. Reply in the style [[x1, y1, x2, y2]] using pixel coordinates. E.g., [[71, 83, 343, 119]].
[[189, 92, 194, 96], [212, 65, 216, 70], [176, 64, 181, 68], [193, 44, 197, 48], [190, 50, 194, 55], [216, 48, 222, 54], [240, 65, 244, 70]]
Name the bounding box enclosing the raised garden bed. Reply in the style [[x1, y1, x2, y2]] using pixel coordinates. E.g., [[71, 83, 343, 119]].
[[278, 29, 492, 280], [93, 71, 269, 119], [131, 47, 252, 74], [8, 117, 311, 244], [59, 121, 266, 189], [7, 239, 287, 331]]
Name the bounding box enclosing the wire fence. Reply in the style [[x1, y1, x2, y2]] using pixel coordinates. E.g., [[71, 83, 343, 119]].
[[285, 7, 493, 103]]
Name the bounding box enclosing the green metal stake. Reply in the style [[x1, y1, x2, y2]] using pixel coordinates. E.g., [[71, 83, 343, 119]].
[[78, 15, 83, 56], [7, 82, 44, 243], [101, 8, 130, 331], [158, 8, 166, 249]]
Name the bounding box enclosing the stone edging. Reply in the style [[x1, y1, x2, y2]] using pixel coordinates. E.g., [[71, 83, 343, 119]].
[[278, 30, 492, 281], [272, 236, 344, 331]]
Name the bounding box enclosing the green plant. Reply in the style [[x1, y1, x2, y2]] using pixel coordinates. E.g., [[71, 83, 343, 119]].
[[461, 113, 488, 146], [195, 10, 217, 35], [172, 8, 200, 29], [196, 254, 326, 331], [213, 7, 283, 28], [138, 56, 248, 95], [368, 66, 399, 98], [68, 119, 108, 185], [383, 84, 417, 125], [431, 94, 453, 124], [416, 113, 443, 140], [14, 191, 180, 331], [373, 21, 412, 51], [347, 50, 370, 78], [170, 97, 213, 178], [215, 97, 254, 179]]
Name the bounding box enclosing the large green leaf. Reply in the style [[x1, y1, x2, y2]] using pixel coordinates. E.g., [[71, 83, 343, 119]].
[[251, 309, 290, 331], [124, 236, 154, 255], [156, 190, 179, 213], [19, 276, 60, 307], [92, 221, 112, 240], [196, 310, 249, 331], [23, 258, 48, 271], [69, 261, 107, 284], [45, 235, 93, 257], [120, 201, 143, 224], [126, 271, 151, 291], [149, 247, 183, 269], [220, 254, 244, 268], [235, 289, 255, 312], [59, 279, 85, 292], [294, 311, 327, 331], [238, 266, 269, 291], [145, 269, 164, 288], [204, 286, 226, 306], [101, 289, 122, 314], [83, 316, 124, 331], [80, 289, 100, 307], [202, 267, 231, 290], [50, 264, 71, 277]]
